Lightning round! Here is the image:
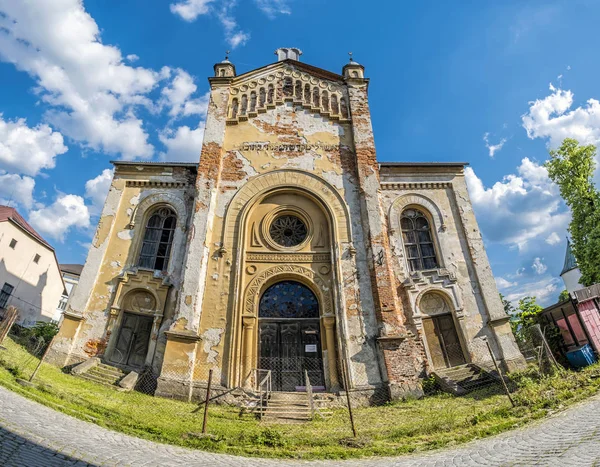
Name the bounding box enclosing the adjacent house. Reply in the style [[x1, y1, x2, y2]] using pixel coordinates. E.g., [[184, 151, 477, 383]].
[[54, 264, 83, 322], [0, 205, 65, 326]]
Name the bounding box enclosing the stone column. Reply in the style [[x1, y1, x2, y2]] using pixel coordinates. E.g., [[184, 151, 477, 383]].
[[322, 316, 339, 390], [241, 316, 256, 386], [344, 65, 426, 399]]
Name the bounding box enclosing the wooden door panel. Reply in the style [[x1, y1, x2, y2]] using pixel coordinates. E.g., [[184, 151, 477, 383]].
[[128, 316, 153, 368], [437, 315, 465, 367], [423, 317, 446, 369]]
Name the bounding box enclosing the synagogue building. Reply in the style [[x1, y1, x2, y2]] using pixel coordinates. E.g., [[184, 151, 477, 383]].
[[49, 48, 524, 401]]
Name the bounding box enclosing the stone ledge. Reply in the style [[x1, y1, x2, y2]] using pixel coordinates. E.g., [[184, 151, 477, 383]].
[[164, 331, 202, 343]]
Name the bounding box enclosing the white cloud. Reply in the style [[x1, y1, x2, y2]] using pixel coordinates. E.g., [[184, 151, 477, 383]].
[[504, 276, 561, 306], [160, 70, 210, 118], [170, 0, 249, 48], [0, 172, 35, 209], [85, 168, 114, 215], [159, 125, 205, 162], [126, 54, 139, 63], [532, 257, 547, 275], [496, 277, 517, 290], [29, 194, 91, 242], [217, 2, 250, 49], [0, 114, 67, 176], [545, 232, 561, 245], [0, 0, 161, 159], [522, 84, 600, 148], [254, 0, 291, 18], [483, 132, 507, 158], [465, 158, 570, 250], [170, 0, 215, 21]]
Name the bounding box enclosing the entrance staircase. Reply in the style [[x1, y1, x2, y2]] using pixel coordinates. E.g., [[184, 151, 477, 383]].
[[432, 363, 497, 395], [245, 392, 333, 423], [78, 362, 126, 387]]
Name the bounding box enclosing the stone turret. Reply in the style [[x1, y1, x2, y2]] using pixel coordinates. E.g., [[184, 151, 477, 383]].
[[214, 53, 236, 78], [274, 47, 302, 62]]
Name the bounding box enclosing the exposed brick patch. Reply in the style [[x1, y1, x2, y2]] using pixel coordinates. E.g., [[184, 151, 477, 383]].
[[221, 152, 247, 182]]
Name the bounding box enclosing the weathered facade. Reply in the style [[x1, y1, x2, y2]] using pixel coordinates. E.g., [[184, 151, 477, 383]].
[[49, 48, 524, 402]]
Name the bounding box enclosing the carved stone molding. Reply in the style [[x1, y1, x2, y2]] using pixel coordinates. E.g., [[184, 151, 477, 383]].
[[246, 252, 331, 263], [381, 182, 452, 190], [244, 264, 332, 317], [126, 181, 188, 189]]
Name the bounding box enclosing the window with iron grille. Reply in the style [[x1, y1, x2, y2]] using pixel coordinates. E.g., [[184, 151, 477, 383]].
[[137, 207, 177, 271], [400, 208, 438, 272], [0, 283, 14, 309]]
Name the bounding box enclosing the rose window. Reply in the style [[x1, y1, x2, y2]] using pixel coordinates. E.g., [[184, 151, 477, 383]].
[[269, 215, 308, 247]]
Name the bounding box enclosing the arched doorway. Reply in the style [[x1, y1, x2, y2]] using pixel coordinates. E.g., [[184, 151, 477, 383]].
[[420, 292, 466, 369], [258, 280, 325, 391], [110, 290, 156, 368]]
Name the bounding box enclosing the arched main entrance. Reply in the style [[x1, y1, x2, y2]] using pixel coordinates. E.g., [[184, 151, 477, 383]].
[[258, 280, 325, 391]]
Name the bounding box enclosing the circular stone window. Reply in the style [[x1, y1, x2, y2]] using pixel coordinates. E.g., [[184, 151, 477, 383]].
[[269, 215, 308, 247]]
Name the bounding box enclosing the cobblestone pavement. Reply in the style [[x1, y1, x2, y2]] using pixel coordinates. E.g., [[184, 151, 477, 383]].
[[1, 386, 600, 467]]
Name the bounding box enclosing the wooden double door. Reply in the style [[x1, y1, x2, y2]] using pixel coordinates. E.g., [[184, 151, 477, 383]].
[[423, 314, 466, 369], [259, 319, 325, 391], [112, 312, 153, 368]]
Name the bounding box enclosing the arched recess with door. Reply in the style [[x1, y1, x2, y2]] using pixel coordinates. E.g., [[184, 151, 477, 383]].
[[220, 170, 352, 392], [418, 290, 467, 370]]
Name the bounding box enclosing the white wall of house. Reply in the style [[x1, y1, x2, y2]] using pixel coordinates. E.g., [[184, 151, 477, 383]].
[[0, 222, 64, 326], [55, 272, 80, 321]]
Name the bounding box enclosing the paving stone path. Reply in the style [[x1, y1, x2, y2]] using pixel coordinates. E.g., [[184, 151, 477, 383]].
[[1, 385, 600, 466]]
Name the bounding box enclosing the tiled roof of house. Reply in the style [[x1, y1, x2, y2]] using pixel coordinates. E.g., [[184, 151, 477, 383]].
[[59, 264, 84, 276], [0, 205, 52, 250]]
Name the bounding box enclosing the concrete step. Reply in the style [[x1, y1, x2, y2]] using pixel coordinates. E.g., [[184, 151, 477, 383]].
[[86, 368, 123, 383], [95, 364, 126, 377], [79, 373, 118, 387]]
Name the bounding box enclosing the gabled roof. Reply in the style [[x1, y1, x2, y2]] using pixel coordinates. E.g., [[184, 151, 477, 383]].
[[60, 264, 84, 276], [561, 239, 578, 276], [231, 59, 344, 84], [0, 205, 52, 250]]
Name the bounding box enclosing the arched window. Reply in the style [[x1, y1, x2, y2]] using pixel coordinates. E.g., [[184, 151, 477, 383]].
[[259, 87, 266, 107], [322, 90, 329, 111], [267, 84, 274, 104], [231, 98, 239, 118], [138, 207, 177, 271], [331, 94, 339, 115], [312, 88, 320, 107], [240, 94, 248, 115], [259, 281, 319, 318], [400, 208, 438, 271], [294, 80, 302, 99], [340, 97, 349, 119], [283, 77, 293, 97], [304, 83, 311, 104], [249, 91, 257, 112]]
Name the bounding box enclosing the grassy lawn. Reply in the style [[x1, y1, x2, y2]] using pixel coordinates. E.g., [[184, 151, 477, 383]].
[[1, 337, 600, 460]]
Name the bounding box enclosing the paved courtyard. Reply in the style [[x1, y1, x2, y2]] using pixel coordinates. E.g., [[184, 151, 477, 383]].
[[1, 386, 600, 466]]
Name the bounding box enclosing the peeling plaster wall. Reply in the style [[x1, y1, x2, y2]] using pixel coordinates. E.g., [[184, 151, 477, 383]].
[[58, 165, 196, 366], [380, 165, 525, 371], [190, 99, 383, 388]]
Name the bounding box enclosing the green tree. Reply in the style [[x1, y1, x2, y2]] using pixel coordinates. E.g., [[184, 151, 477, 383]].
[[512, 296, 543, 342], [558, 289, 570, 302], [545, 138, 600, 286]]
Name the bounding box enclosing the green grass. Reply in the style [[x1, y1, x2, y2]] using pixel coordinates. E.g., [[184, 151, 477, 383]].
[[1, 337, 600, 459]]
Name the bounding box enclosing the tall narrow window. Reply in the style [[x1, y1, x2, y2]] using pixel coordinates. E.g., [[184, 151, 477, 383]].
[[0, 283, 14, 309], [138, 207, 177, 271], [401, 208, 438, 271]]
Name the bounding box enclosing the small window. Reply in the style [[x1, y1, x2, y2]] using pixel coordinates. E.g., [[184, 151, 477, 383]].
[[33, 254, 41, 264], [0, 283, 14, 309], [401, 208, 438, 272], [9, 239, 17, 249]]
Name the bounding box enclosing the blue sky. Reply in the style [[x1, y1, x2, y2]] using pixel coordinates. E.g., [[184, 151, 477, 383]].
[[1, 0, 599, 306]]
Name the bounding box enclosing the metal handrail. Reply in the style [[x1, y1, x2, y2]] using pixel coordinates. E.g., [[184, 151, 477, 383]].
[[256, 369, 271, 420], [304, 369, 315, 419]]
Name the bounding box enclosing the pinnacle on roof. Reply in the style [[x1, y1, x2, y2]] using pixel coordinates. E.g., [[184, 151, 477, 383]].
[[560, 238, 578, 276]]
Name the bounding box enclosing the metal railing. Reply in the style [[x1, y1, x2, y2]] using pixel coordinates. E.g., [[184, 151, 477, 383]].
[[305, 369, 315, 419], [255, 368, 272, 420]]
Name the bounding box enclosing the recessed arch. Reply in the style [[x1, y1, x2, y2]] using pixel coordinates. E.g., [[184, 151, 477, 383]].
[[221, 169, 352, 252], [388, 193, 445, 234], [244, 264, 333, 318]]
